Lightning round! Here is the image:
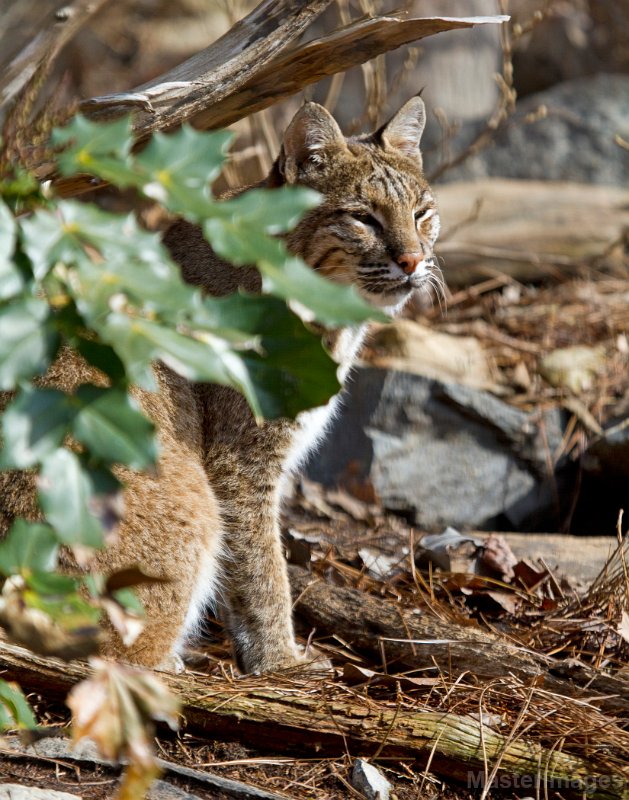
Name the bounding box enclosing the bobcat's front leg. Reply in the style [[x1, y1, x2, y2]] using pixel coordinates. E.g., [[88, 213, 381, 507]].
[[219, 487, 304, 673], [200, 391, 314, 673]]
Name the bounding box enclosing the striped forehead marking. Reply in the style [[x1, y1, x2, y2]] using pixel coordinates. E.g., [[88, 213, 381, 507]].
[[355, 154, 419, 204]]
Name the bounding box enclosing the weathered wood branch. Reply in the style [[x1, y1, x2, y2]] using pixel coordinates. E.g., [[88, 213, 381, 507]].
[[185, 14, 510, 132], [289, 566, 629, 718], [45, 9, 507, 196], [77, 0, 335, 131], [80, 11, 508, 137], [0, 640, 624, 799]]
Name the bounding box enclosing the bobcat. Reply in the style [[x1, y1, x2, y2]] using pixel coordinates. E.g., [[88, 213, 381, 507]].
[[0, 97, 441, 673]]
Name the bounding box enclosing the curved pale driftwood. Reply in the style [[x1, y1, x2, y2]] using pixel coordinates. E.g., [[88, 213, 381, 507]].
[[79, 0, 334, 129], [184, 14, 510, 132], [43, 6, 507, 196], [79, 9, 508, 138]]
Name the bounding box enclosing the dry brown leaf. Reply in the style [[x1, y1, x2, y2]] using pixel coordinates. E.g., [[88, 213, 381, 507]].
[[341, 662, 438, 690], [0, 576, 101, 661], [513, 561, 548, 591], [325, 488, 375, 522], [481, 534, 518, 580], [68, 658, 180, 800], [484, 590, 520, 615], [418, 528, 483, 572], [100, 598, 144, 648], [539, 345, 606, 394]]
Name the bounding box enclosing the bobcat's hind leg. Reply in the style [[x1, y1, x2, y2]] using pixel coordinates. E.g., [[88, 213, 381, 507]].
[[96, 450, 223, 671]]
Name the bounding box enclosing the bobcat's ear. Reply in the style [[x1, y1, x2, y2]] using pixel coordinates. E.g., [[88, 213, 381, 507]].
[[280, 102, 347, 183], [378, 96, 426, 161]]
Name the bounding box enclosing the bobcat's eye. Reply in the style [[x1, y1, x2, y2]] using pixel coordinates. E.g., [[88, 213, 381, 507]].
[[350, 212, 381, 230], [414, 207, 434, 224]]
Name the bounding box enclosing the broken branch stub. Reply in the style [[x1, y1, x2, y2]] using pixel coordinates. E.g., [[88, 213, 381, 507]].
[[0, 640, 624, 799]]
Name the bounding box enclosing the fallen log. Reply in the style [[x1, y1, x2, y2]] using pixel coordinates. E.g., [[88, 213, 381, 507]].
[[0, 640, 625, 799], [289, 566, 629, 719], [434, 179, 629, 285]]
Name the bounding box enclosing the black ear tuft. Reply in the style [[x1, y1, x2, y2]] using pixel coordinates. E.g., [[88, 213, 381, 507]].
[[378, 96, 426, 161], [280, 102, 347, 183]]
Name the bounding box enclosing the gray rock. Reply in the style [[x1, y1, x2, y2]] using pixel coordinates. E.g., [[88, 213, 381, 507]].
[[306, 367, 565, 531], [8, 736, 285, 800], [434, 74, 629, 186], [146, 781, 203, 800], [0, 786, 81, 800], [351, 759, 391, 800]]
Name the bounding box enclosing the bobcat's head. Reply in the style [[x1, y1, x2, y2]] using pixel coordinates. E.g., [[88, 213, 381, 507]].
[[271, 97, 443, 313]]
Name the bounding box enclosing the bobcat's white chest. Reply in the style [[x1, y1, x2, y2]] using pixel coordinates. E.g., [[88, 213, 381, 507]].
[[281, 324, 368, 479]]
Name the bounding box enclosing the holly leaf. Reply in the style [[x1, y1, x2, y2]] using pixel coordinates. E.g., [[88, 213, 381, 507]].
[[52, 115, 136, 186], [38, 449, 103, 547], [25, 570, 78, 596], [135, 126, 231, 215], [82, 248, 194, 315], [100, 312, 259, 409], [0, 386, 73, 469], [218, 186, 321, 234], [260, 253, 384, 326], [203, 220, 380, 326], [20, 207, 87, 280], [73, 337, 127, 384], [0, 680, 37, 730], [72, 385, 157, 470], [200, 293, 339, 418], [94, 313, 158, 390], [0, 519, 59, 576], [0, 198, 23, 299], [0, 298, 58, 390]]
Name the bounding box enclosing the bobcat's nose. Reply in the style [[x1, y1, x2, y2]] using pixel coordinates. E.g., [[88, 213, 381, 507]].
[[397, 252, 423, 275]]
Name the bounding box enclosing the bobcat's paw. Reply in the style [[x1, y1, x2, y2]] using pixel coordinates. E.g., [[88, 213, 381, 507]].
[[297, 644, 334, 674], [155, 653, 185, 674]]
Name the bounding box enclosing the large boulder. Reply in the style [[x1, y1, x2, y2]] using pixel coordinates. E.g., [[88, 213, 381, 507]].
[[306, 367, 566, 531], [433, 74, 629, 186]]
